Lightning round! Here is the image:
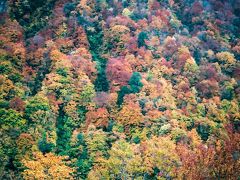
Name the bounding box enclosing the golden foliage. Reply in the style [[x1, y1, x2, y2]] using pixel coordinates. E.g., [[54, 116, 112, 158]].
[[22, 152, 74, 180], [116, 101, 144, 126]]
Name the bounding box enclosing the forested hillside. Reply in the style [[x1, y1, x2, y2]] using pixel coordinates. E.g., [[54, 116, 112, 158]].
[[0, 0, 240, 179]]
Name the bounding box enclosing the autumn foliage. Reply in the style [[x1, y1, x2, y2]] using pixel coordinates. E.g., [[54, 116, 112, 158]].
[[0, 0, 239, 179]]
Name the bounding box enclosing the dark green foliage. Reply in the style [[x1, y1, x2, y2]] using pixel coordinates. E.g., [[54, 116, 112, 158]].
[[8, 73, 22, 83], [233, 121, 240, 132], [197, 124, 211, 141], [0, 100, 9, 108], [123, 0, 130, 8], [77, 106, 88, 125], [77, 15, 89, 27], [139, 99, 146, 112], [0, 108, 25, 178], [63, 3, 76, 17], [31, 57, 51, 95], [130, 11, 148, 21], [38, 132, 55, 154], [56, 68, 68, 77], [221, 87, 234, 100], [132, 136, 141, 144], [0, 0, 7, 13], [106, 119, 115, 132], [56, 106, 72, 155], [84, 20, 109, 92], [128, 72, 143, 93], [142, 167, 161, 180], [75, 134, 93, 178], [94, 70, 109, 92], [85, 25, 103, 53], [56, 105, 87, 155], [56, 120, 72, 154], [68, 133, 93, 179], [9, 0, 57, 38], [0, 63, 11, 74], [193, 49, 201, 65], [25, 97, 50, 122], [185, 119, 195, 130], [117, 86, 131, 106], [0, 131, 20, 179], [137, 31, 149, 48], [117, 72, 143, 106], [29, 0, 48, 11], [94, 57, 109, 92]]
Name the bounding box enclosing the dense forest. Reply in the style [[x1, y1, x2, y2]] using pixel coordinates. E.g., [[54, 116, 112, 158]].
[[0, 0, 240, 179]]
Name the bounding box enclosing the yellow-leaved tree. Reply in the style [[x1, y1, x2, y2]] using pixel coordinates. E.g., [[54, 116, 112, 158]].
[[22, 152, 74, 180]]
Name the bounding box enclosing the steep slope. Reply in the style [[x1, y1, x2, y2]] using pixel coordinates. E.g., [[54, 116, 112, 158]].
[[0, 0, 239, 179]]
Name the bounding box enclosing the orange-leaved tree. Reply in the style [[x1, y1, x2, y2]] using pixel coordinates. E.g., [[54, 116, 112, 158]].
[[22, 152, 74, 180]]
